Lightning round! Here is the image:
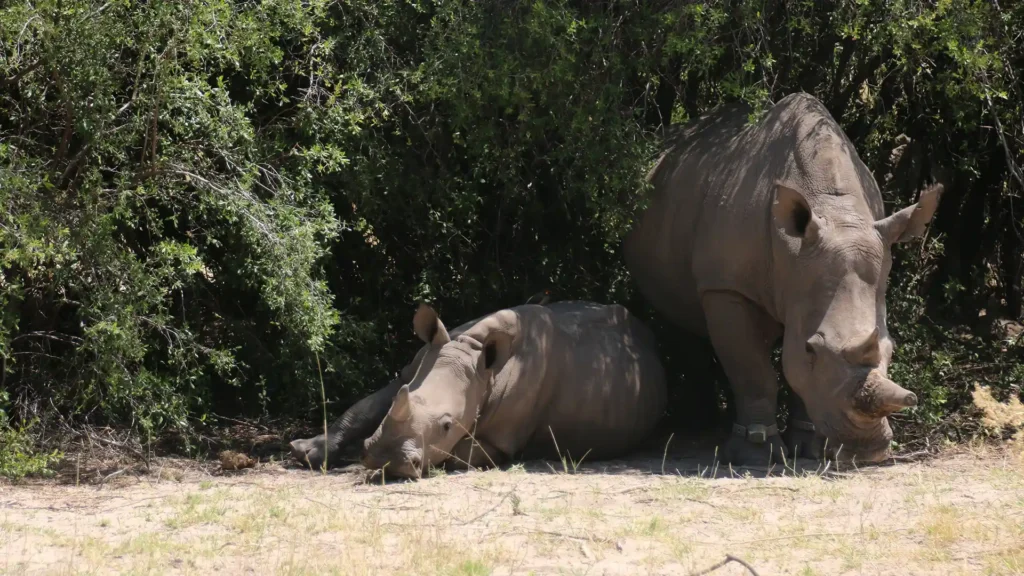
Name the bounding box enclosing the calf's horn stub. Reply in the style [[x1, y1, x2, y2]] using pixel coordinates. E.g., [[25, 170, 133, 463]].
[[389, 384, 412, 422], [852, 370, 917, 417]]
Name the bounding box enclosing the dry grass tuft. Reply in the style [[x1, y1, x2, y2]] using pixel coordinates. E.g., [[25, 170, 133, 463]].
[[972, 384, 1024, 432]]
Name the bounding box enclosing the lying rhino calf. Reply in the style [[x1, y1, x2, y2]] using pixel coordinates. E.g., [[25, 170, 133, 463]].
[[291, 308, 495, 470], [293, 301, 667, 478]]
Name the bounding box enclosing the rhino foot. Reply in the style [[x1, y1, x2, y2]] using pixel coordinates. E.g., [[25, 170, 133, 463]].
[[783, 420, 825, 460], [721, 423, 788, 467]]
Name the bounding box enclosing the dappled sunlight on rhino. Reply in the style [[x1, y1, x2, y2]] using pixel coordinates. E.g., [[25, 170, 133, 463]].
[[624, 92, 940, 466]]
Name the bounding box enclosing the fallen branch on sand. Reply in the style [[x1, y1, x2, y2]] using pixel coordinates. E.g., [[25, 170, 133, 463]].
[[687, 554, 761, 576]]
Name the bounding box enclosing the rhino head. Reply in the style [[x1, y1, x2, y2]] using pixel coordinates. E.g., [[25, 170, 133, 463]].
[[772, 178, 941, 462], [361, 304, 509, 479]]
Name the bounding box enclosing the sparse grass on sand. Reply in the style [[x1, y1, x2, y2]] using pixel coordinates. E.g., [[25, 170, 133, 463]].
[[1, 440, 1023, 576]]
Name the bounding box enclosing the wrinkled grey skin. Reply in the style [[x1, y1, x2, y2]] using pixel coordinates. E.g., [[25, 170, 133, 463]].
[[289, 313, 485, 471], [360, 301, 667, 479], [624, 92, 941, 465]]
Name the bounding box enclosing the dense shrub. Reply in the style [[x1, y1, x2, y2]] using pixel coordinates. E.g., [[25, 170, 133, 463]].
[[1, 1, 1021, 468]]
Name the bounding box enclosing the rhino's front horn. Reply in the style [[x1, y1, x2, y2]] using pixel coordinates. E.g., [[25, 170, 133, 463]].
[[853, 371, 917, 417], [876, 378, 917, 409]]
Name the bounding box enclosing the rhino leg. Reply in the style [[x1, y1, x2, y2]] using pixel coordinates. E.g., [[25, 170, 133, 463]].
[[701, 291, 787, 466], [783, 393, 825, 460], [443, 435, 506, 472], [289, 378, 403, 470]]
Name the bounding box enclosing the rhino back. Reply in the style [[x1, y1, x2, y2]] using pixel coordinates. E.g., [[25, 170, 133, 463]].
[[624, 101, 757, 335], [519, 303, 667, 460], [625, 92, 882, 326]]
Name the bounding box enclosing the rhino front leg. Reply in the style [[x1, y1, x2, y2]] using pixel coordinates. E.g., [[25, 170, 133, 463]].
[[783, 393, 825, 460], [443, 435, 507, 472], [290, 378, 403, 470], [701, 290, 786, 466]]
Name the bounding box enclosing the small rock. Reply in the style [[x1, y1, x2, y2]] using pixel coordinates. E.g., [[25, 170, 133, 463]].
[[219, 450, 256, 471]]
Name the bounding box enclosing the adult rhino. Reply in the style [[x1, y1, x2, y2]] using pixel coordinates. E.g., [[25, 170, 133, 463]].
[[291, 301, 667, 477], [624, 92, 941, 466]]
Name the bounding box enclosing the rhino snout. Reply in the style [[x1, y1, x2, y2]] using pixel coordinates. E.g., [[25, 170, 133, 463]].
[[360, 450, 424, 479], [818, 416, 894, 464]]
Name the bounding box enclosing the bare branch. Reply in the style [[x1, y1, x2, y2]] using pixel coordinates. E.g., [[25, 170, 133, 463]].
[[686, 554, 762, 576], [1, 59, 43, 87]]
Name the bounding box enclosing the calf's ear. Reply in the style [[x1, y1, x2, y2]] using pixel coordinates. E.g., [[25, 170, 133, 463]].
[[413, 303, 451, 346], [874, 183, 943, 244]]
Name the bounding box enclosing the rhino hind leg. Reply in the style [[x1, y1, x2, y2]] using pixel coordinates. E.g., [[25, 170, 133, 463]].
[[444, 436, 507, 472], [700, 290, 787, 466]]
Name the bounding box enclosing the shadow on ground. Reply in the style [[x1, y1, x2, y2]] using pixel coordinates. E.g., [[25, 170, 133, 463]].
[[291, 426, 892, 486]]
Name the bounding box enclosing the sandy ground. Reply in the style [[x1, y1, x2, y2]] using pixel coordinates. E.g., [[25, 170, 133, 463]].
[[1, 438, 1022, 576]]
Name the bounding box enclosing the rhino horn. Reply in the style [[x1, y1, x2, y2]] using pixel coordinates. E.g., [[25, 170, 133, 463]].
[[853, 371, 917, 417], [876, 378, 918, 410], [390, 384, 412, 421], [842, 327, 881, 366]]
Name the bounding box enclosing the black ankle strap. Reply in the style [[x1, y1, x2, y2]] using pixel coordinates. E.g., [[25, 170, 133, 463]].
[[732, 423, 779, 444], [789, 419, 816, 432]]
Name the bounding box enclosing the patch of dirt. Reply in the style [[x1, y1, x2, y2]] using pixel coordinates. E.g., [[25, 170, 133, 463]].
[[2, 438, 1022, 576]]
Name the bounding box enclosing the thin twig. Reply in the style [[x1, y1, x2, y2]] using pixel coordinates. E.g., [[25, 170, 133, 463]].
[[527, 529, 610, 544], [302, 496, 420, 512], [889, 450, 934, 462], [456, 484, 521, 526], [208, 413, 269, 432], [99, 468, 128, 484], [77, 431, 147, 463], [692, 527, 911, 547], [687, 554, 761, 576]]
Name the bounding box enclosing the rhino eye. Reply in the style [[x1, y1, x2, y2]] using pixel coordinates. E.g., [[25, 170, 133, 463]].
[[442, 420, 452, 433]]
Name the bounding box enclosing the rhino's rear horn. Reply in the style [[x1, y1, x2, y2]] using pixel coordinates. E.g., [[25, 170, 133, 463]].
[[842, 327, 881, 366]]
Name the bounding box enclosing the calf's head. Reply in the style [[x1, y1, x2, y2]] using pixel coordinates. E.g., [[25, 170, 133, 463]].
[[361, 304, 511, 479], [773, 179, 941, 462]]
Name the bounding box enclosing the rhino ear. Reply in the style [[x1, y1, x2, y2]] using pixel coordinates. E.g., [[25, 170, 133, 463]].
[[413, 303, 450, 346], [772, 182, 821, 243], [478, 331, 513, 377], [874, 183, 942, 244], [390, 384, 411, 422]]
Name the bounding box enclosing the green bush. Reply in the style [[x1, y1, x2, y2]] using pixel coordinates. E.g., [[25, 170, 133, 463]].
[[0, 390, 61, 479], [1, 0, 1021, 453]]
